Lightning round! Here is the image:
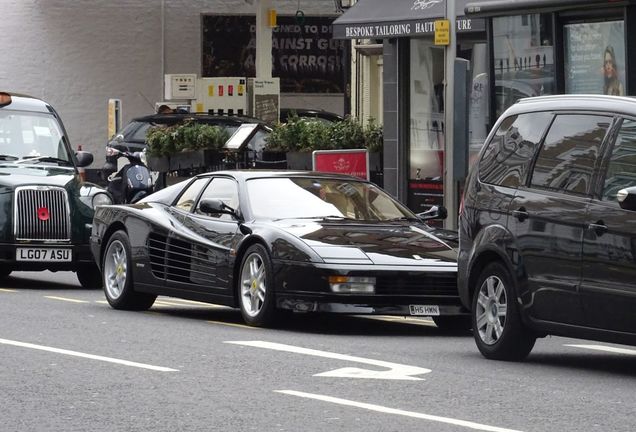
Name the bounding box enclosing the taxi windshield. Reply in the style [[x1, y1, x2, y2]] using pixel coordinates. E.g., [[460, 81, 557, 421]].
[[0, 110, 71, 163]]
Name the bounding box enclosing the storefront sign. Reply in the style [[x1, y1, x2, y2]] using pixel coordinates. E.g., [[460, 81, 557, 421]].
[[434, 19, 450, 45], [340, 17, 482, 39], [202, 15, 345, 94], [312, 149, 369, 180]]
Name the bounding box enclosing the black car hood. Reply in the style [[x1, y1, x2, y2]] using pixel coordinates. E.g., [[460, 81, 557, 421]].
[[0, 165, 77, 188], [272, 220, 456, 266]]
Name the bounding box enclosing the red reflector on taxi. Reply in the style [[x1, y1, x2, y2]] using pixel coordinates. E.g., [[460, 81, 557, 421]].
[[0, 92, 12, 107]]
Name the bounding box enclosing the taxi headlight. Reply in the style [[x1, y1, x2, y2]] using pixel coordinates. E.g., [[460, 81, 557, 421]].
[[92, 192, 113, 208]]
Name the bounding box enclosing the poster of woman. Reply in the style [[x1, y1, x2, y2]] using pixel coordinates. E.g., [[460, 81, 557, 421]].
[[564, 21, 625, 95]]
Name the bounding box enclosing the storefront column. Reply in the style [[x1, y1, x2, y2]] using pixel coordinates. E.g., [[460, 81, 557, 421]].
[[382, 39, 408, 203]]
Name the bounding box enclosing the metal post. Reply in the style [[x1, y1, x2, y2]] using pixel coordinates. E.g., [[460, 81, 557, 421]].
[[255, 0, 273, 78], [443, 0, 457, 230]]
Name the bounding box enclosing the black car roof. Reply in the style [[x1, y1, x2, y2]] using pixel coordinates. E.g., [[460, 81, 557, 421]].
[[196, 170, 371, 182], [506, 94, 636, 118], [132, 112, 268, 126], [0, 92, 52, 114]]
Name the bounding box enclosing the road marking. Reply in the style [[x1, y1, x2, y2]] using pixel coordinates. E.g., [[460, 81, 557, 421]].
[[565, 344, 636, 356], [95, 300, 108, 304], [44, 296, 89, 304], [0, 288, 17, 292], [154, 300, 221, 308], [362, 316, 437, 327], [226, 341, 430, 380], [208, 320, 259, 330], [276, 390, 523, 432], [0, 338, 178, 372]]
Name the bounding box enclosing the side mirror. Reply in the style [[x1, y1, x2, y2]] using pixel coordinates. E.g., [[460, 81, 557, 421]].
[[199, 198, 237, 217], [417, 205, 448, 221], [617, 186, 636, 211], [75, 151, 94, 168]]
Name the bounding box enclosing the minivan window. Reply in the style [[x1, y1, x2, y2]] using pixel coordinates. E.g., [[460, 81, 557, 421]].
[[530, 114, 611, 195], [478, 112, 552, 187], [602, 119, 636, 201]]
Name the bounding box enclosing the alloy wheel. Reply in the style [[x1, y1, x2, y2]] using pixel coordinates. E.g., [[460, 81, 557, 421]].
[[475, 275, 508, 345], [104, 239, 127, 300], [240, 252, 266, 317]]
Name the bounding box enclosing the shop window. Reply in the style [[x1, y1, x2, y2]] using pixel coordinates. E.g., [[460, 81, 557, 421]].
[[493, 14, 555, 118], [530, 114, 611, 196], [564, 21, 625, 95]]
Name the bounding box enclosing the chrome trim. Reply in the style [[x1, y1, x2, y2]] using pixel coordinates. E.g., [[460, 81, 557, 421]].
[[14, 186, 71, 241]]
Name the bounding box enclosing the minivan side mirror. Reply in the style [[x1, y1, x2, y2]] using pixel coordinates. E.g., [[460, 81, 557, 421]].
[[417, 205, 448, 221], [617, 186, 636, 211]]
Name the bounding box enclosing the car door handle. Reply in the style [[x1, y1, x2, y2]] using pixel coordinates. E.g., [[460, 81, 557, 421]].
[[588, 221, 607, 235], [512, 207, 529, 222]]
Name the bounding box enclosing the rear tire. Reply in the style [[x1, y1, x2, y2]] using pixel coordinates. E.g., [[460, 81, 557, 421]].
[[432, 315, 472, 332], [472, 261, 535, 361], [76, 264, 103, 289], [102, 230, 156, 310]]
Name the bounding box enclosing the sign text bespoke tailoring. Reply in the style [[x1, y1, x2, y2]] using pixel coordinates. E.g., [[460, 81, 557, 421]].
[[343, 18, 479, 38]]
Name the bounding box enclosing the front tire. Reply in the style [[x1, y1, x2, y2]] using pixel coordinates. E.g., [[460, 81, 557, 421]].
[[102, 230, 156, 310], [76, 264, 103, 289], [472, 261, 536, 361], [238, 244, 277, 327]]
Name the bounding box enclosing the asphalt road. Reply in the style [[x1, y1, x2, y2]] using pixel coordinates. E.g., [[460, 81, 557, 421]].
[[1, 271, 635, 432]]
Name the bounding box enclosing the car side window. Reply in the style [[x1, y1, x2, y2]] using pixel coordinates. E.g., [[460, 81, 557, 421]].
[[195, 177, 239, 220], [479, 112, 552, 187], [602, 119, 636, 201], [175, 178, 209, 212], [530, 114, 612, 196]]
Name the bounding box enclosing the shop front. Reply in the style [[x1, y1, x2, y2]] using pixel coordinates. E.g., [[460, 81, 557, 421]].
[[464, 0, 636, 122], [333, 0, 486, 215]]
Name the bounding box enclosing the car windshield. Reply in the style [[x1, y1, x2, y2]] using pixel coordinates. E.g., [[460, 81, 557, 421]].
[[246, 177, 417, 221], [0, 110, 71, 163]]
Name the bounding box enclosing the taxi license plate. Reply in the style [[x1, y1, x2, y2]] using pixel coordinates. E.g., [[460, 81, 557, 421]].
[[409, 305, 440, 316], [16, 248, 72, 262]]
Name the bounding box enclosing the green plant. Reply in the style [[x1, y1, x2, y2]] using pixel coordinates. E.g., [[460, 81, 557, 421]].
[[264, 115, 383, 153], [145, 122, 230, 157]]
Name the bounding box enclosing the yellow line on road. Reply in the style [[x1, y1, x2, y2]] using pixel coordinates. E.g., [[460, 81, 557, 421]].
[[207, 320, 259, 330], [44, 296, 89, 304], [0, 288, 17, 293]]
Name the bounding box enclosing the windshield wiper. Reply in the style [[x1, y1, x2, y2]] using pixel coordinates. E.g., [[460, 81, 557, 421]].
[[15, 156, 73, 166], [275, 215, 358, 221], [386, 216, 420, 222], [0, 154, 19, 161]]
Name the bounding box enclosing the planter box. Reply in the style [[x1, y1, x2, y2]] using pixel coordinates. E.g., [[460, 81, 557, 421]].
[[147, 155, 170, 172]]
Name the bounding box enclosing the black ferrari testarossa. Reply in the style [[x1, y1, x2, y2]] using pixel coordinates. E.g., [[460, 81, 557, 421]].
[[90, 170, 467, 328]]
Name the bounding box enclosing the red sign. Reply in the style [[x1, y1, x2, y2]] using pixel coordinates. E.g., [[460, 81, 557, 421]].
[[312, 150, 369, 180]]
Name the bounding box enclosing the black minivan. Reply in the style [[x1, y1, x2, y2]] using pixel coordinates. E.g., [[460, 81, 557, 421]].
[[459, 94, 636, 360]]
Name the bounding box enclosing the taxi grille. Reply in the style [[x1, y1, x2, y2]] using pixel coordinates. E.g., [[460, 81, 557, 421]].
[[14, 186, 71, 241]]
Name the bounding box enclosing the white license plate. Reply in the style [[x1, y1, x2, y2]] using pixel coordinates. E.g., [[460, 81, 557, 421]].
[[16, 248, 72, 262], [409, 304, 440, 316]]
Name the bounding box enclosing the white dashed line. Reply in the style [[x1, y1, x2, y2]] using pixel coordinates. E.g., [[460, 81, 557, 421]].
[[44, 296, 89, 303], [276, 390, 523, 432], [0, 338, 178, 372], [565, 344, 636, 356]]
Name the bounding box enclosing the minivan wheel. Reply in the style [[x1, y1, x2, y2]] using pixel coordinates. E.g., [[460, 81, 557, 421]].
[[472, 262, 535, 361]]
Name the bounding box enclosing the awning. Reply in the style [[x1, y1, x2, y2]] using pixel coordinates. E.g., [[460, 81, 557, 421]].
[[333, 0, 485, 39], [464, 0, 628, 17]]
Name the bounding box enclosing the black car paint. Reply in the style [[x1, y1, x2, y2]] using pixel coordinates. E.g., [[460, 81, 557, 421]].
[[459, 95, 636, 347], [92, 171, 462, 316]]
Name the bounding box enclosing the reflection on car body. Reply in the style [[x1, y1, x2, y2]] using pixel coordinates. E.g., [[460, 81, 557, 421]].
[[91, 170, 468, 328]]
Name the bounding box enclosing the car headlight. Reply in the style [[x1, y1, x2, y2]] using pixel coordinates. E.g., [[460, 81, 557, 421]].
[[92, 192, 113, 208], [328, 276, 376, 293]]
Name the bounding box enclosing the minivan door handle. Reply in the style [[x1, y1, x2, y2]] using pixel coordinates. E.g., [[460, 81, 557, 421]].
[[512, 207, 529, 222], [588, 221, 608, 236]]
